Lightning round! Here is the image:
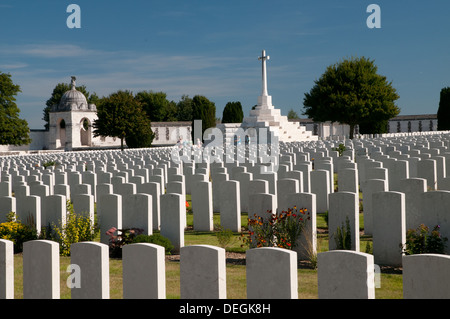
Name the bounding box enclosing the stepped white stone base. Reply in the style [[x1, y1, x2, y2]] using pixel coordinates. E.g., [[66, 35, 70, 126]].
[[240, 95, 318, 143]]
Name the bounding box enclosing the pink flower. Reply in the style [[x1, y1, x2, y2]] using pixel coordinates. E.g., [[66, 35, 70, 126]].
[[106, 227, 117, 236]]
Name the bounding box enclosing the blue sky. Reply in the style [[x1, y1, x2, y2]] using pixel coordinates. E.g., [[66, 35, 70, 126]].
[[1, 1, 449, 129]]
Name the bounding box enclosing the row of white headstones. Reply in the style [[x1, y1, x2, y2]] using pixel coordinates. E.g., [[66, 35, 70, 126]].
[[1, 131, 450, 298]]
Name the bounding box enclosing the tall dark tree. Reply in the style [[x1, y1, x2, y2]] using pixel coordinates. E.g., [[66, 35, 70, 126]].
[[0, 72, 31, 146], [191, 95, 216, 143], [43, 82, 96, 130], [437, 87, 450, 131], [176, 94, 193, 121], [221, 101, 244, 123], [124, 112, 155, 149], [93, 90, 153, 151], [164, 100, 178, 122], [303, 56, 400, 139]]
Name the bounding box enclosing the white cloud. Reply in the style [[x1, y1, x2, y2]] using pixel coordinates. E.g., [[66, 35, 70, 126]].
[[4, 42, 264, 128], [0, 62, 28, 70], [0, 44, 102, 58]]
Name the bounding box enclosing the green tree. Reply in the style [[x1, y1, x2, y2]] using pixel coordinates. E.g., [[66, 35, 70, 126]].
[[93, 90, 153, 151], [437, 87, 450, 131], [221, 101, 244, 123], [176, 94, 193, 121], [164, 100, 178, 122], [125, 100, 155, 149], [135, 90, 171, 122], [287, 108, 300, 119], [43, 82, 96, 130], [191, 95, 216, 143], [0, 72, 31, 146], [358, 119, 389, 134], [303, 56, 400, 139]]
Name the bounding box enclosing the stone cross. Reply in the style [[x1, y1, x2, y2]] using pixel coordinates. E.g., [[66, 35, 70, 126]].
[[258, 50, 270, 96]]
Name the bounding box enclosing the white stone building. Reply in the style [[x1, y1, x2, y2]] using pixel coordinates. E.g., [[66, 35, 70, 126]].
[[293, 114, 439, 140], [48, 76, 108, 151], [0, 76, 193, 155]]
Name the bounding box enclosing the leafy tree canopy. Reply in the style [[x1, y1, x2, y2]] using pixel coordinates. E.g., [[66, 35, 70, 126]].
[[303, 56, 400, 138], [93, 90, 154, 150], [437, 87, 450, 131], [0, 72, 31, 146], [191, 95, 216, 143], [135, 90, 173, 122], [176, 94, 193, 121], [222, 101, 244, 124]]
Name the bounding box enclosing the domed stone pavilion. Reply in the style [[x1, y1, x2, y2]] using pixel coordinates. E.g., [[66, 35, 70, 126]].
[[48, 76, 99, 150]]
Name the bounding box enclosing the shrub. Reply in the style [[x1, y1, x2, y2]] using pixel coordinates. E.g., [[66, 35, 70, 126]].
[[334, 216, 352, 250], [0, 212, 38, 253], [323, 211, 329, 227], [50, 201, 97, 256], [364, 240, 373, 254], [241, 207, 310, 250], [333, 143, 346, 156], [215, 225, 235, 249], [106, 227, 144, 258], [43, 160, 59, 169], [401, 224, 448, 255], [132, 233, 174, 255]]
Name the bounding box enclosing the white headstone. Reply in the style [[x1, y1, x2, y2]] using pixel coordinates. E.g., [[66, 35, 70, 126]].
[[180, 245, 226, 299]]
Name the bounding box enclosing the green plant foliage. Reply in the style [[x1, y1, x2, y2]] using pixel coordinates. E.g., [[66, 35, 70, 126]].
[[106, 227, 144, 258], [437, 87, 450, 131], [303, 56, 400, 139], [287, 109, 300, 119], [334, 216, 352, 250], [0, 71, 31, 146], [135, 90, 172, 122], [125, 125, 155, 149], [133, 233, 174, 255], [191, 95, 216, 143], [358, 118, 389, 135], [401, 224, 448, 255], [215, 225, 235, 249], [333, 143, 347, 156], [50, 201, 97, 256], [93, 90, 154, 150], [43, 160, 59, 169], [364, 240, 373, 254], [176, 94, 193, 121], [221, 101, 244, 124], [241, 207, 310, 250], [323, 211, 329, 228], [0, 212, 38, 253]]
